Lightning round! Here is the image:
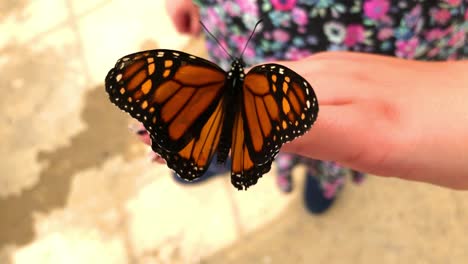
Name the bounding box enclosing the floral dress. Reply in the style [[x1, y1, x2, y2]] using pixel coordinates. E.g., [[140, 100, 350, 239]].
[[193, 0, 468, 194]]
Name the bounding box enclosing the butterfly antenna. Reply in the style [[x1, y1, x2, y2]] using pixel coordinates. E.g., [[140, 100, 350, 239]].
[[199, 21, 234, 60], [240, 19, 263, 58]]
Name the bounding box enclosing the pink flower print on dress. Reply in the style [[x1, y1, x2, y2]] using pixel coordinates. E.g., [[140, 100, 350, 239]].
[[322, 177, 345, 199], [273, 29, 291, 43], [285, 47, 311, 60], [238, 0, 259, 16], [231, 35, 248, 49], [242, 46, 256, 59], [212, 39, 230, 60], [445, 0, 461, 7], [448, 29, 465, 47], [344, 24, 366, 46], [223, 1, 241, 17], [230, 35, 255, 58], [396, 37, 419, 59], [427, 47, 441, 58], [432, 8, 451, 25], [292, 7, 308, 26], [425, 28, 445, 41], [363, 0, 390, 20], [377, 27, 393, 41], [271, 0, 297, 11], [206, 8, 226, 33]]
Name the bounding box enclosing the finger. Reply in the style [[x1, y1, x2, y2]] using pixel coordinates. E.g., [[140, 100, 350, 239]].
[[175, 11, 191, 34], [129, 123, 151, 146], [149, 152, 166, 164], [282, 103, 391, 171], [280, 60, 368, 102], [189, 5, 201, 35]]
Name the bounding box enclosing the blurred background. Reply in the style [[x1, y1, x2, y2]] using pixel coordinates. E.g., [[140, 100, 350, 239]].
[[1, 0, 468, 263]]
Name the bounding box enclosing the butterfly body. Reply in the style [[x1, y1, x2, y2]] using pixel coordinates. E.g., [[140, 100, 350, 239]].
[[216, 59, 245, 165], [105, 49, 318, 190]]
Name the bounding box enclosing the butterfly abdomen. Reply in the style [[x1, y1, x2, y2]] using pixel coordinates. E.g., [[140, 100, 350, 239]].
[[216, 132, 231, 164], [217, 61, 244, 164], [216, 92, 239, 164]]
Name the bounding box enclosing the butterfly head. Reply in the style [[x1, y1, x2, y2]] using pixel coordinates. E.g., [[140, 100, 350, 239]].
[[228, 58, 246, 80]]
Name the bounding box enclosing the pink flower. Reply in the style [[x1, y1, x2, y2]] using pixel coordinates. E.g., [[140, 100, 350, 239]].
[[425, 28, 446, 41], [271, 0, 297, 11], [292, 8, 308, 26], [427, 47, 440, 58], [231, 35, 250, 55], [242, 47, 255, 59], [323, 178, 345, 199], [238, 0, 258, 16], [465, 9, 468, 20], [364, 0, 390, 20], [344, 24, 366, 46], [273, 29, 290, 43], [377, 27, 394, 41], [395, 37, 419, 59], [231, 35, 247, 49], [445, 0, 461, 7], [223, 2, 240, 17], [448, 30, 465, 47], [432, 8, 451, 24], [285, 47, 311, 60], [212, 44, 229, 60], [447, 53, 458, 61], [206, 8, 226, 33]]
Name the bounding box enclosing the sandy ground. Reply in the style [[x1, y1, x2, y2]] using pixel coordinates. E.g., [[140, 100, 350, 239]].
[[1, 1, 468, 263]]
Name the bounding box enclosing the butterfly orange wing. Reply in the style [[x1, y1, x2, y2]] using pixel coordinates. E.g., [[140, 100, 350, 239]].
[[105, 49, 227, 180], [231, 63, 319, 190]]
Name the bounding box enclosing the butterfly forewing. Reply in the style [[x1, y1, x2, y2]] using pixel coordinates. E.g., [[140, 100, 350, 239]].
[[230, 63, 318, 189], [242, 63, 318, 164], [105, 49, 227, 180]]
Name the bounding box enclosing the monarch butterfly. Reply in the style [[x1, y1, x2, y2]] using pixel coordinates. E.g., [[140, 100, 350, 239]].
[[105, 23, 318, 190]]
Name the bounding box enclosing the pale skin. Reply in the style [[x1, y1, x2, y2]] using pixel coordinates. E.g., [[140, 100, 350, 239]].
[[139, 0, 468, 190], [279, 54, 468, 190]]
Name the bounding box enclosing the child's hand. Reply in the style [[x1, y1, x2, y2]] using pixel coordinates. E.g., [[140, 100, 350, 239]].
[[165, 0, 201, 35], [279, 52, 468, 189]]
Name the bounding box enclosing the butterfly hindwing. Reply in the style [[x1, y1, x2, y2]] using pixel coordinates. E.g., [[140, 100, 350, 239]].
[[105, 49, 227, 180], [230, 63, 318, 189], [230, 109, 276, 190]]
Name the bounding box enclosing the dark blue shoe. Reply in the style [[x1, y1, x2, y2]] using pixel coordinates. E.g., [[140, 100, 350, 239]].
[[304, 175, 339, 214]]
